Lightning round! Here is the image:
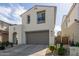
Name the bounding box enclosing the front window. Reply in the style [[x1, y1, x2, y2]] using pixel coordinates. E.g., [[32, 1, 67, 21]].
[[37, 10, 45, 24]]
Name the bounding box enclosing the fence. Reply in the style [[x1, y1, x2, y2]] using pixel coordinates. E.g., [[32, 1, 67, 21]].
[[55, 36, 69, 44]]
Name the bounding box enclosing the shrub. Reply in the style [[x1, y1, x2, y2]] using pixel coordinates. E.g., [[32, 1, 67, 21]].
[[6, 41, 9, 47], [0, 41, 11, 50], [75, 42, 79, 47], [1, 42, 6, 47], [49, 45, 56, 53], [70, 42, 79, 47], [60, 43, 63, 47], [70, 41, 75, 46], [0, 45, 5, 50], [58, 44, 65, 56]]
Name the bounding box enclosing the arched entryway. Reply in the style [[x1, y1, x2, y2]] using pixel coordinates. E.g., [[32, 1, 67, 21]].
[[13, 32, 18, 44]]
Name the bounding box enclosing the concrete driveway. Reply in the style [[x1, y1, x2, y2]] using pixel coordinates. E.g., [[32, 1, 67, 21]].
[[0, 45, 48, 56]]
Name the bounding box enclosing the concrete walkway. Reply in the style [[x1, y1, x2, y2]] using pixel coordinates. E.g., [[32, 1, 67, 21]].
[[0, 45, 48, 56]]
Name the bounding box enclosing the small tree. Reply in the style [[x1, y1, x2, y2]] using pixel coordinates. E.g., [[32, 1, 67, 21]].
[[58, 43, 66, 56]]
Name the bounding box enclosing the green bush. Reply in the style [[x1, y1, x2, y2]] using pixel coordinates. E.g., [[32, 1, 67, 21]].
[[1, 42, 6, 47], [49, 45, 56, 53], [0, 45, 5, 50], [58, 45, 65, 56], [0, 42, 5, 50], [6, 41, 9, 47], [0, 41, 10, 47], [75, 42, 79, 47]]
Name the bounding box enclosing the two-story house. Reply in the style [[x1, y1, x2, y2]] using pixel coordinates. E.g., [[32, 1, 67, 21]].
[[9, 5, 57, 45], [0, 20, 12, 42], [61, 3, 79, 43]]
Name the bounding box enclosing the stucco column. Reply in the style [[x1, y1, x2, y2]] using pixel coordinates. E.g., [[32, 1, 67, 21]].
[[9, 27, 13, 43], [21, 31, 26, 44], [49, 30, 54, 45], [21, 25, 26, 44]]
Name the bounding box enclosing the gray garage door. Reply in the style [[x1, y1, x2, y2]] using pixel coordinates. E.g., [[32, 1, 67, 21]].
[[26, 31, 49, 45]]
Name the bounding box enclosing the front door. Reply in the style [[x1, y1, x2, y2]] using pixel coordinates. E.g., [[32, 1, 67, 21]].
[[13, 32, 17, 44]]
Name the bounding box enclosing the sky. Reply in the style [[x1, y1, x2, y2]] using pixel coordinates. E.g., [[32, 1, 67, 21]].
[[0, 3, 73, 35]]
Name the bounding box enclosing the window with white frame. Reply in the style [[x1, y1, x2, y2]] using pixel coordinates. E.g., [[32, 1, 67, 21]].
[[37, 10, 45, 24]]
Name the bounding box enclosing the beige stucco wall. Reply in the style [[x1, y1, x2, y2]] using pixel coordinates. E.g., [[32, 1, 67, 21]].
[[67, 4, 79, 28], [61, 15, 68, 36], [64, 23, 78, 42], [22, 6, 56, 31]]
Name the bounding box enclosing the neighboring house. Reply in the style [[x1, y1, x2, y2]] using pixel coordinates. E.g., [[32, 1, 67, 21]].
[[9, 5, 57, 45], [61, 15, 68, 37], [57, 31, 61, 36], [61, 3, 79, 43], [0, 20, 12, 42]]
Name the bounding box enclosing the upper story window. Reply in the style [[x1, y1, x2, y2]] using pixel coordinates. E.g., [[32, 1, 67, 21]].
[[37, 10, 45, 24], [27, 15, 30, 24]]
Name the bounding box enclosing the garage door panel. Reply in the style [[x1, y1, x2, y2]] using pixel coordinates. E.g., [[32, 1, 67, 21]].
[[26, 31, 49, 45]]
